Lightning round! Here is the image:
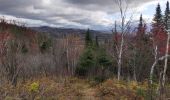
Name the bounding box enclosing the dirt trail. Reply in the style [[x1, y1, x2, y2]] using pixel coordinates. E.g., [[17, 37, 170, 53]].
[[79, 83, 99, 100]]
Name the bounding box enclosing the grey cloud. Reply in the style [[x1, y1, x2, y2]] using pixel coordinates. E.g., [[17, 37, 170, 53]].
[[65, 0, 155, 11], [66, 0, 154, 5], [0, 0, 160, 30]]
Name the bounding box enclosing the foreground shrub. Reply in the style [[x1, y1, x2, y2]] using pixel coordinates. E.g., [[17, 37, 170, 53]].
[[96, 79, 144, 100], [28, 82, 40, 100], [28, 82, 39, 93]]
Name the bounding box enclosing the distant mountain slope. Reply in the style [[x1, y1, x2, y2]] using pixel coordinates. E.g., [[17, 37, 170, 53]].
[[31, 26, 113, 42]]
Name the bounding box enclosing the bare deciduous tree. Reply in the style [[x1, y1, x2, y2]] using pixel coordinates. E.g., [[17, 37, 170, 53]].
[[113, 0, 134, 80], [1, 38, 22, 86]]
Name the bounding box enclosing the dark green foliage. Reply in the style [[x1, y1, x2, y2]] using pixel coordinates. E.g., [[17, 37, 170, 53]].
[[75, 66, 88, 77], [40, 41, 48, 51], [138, 14, 143, 29], [114, 21, 117, 34], [92, 60, 115, 83], [40, 40, 52, 53], [151, 4, 165, 35], [79, 48, 96, 68], [151, 3, 166, 36], [85, 29, 93, 46], [96, 48, 112, 82], [76, 48, 96, 77], [76, 45, 113, 78], [94, 76, 106, 83], [76, 29, 112, 78], [97, 48, 112, 68], [21, 45, 28, 54], [38, 33, 52, 52], [151, 3, 166, 47], [165, 1, 170, 29], [136, 88, 146, 97], [76, 29, 95, 77], [137, 14, 146, 38], [10, 26, 25, 37], [152, 4, 162, 33], [154, 4, 163, 24], [95, 36, 99, 47]]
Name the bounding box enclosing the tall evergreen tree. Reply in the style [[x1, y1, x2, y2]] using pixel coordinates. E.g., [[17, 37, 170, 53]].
[[132, 14, 152, 81], [165, 1, 170, 29], [95, 36, 99, 47], [114, 21, 117, 34], [76, 48, 96, 76], [76, 28, 95, 77], [85, 28, 92, 46], [137, 14, 146, 38], [76, 29, 113, 78], [152, 3, 166, 40], [152, 3, 167, 55], [153, 4, 163, 24], [95, 48, 112, 82], [139, 14, 143, 28]]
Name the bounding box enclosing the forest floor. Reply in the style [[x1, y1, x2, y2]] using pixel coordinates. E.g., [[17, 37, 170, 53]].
[[0, 77, 170, 100]]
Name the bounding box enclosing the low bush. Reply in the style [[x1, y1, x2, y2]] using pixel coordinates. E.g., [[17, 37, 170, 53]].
[[96, 79, 145, 100]]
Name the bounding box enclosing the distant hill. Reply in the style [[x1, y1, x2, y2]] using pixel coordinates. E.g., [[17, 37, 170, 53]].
[[31, 26, 113, 42]]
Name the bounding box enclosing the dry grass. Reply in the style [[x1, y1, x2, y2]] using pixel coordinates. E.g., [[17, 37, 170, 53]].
[[95, 79, 145, 100], [0, 77, 159, 100], [0, 77, 92, 100]]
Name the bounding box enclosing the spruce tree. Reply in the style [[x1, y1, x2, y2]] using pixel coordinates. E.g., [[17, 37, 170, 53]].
[[85, 28, 92, 46], [152, 3, 167, 55], [76, 28, 95, 77], [137, 14, 146, 38], [97, 49, 112, 73], [165, 1, 170, 29], [76, 29, 113, 78], [152, 3, 165, 38], [94, 48, 112, 82], [139, 14, 143, 29], [153, 4, 163, 24], [95, 36, 99, 47], [114, 21, 117, 34]]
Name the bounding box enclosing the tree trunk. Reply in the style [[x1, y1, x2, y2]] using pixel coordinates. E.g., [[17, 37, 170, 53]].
[[162, 33, 170, 87], [150, 61, 158, 84], [118, 34, 124, 81], [160, 32, 170, 99]]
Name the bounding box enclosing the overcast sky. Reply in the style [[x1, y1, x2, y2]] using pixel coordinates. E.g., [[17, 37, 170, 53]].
[[0, 0, 168, 30]]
